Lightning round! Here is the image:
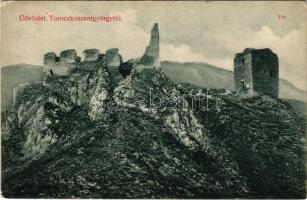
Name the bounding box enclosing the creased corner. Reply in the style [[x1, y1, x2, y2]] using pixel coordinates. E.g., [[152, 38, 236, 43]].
[[0, 1, 13, 9]]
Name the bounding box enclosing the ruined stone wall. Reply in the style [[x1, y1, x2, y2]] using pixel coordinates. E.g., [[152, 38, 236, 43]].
[[234, 48, 279, 98], [105, 48, 122, 67], [139, 23, 160, 68], [60, 49, 78, 64], [43, 50, 79, 76], [43, 63, 76, 76], [234, 53, 253, 96], [44, 52, 58, 66], [252, 50, 279, 98], [83, 49, 100, 62], [43, 48, 123, 82], [43, 48, 115, 77]]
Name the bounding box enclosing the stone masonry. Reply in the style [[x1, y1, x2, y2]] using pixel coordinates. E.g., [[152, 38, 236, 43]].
[[234, 48, 279, 98], [139, 23, 160, 68]]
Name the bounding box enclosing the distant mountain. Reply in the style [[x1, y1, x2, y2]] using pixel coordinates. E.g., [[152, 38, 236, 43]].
[[161, 61, 235, 89], [279, 79, 306, 102], [1, 64, 44, 109], [161, 61, 306, 102]]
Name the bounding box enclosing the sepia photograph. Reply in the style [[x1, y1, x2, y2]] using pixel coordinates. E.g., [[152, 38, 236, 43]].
[[1, 1, 306, 198]]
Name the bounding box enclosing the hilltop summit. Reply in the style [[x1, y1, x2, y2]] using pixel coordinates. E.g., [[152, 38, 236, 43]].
[[2, 62, 305, 198]]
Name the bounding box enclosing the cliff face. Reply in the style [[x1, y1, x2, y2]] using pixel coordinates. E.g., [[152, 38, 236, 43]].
[[2, 59, 306, 198], [5, 61, 113, 161]]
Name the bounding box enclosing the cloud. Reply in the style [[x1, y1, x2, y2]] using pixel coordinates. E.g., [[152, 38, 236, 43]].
[[161, 43, 234, 70], [161, 44, 204, 62]]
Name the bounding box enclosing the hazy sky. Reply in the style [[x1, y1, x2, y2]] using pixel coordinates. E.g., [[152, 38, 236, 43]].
[[1, 1, 306, 90]]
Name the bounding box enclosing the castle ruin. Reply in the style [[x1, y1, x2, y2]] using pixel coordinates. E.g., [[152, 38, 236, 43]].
[[234, 48, 279, 98], [105, 48, 122, 68], [43, 48, 123, 77], [83, 49, 100, 62], [43, 23, 160, 78], [139, 23, 160, 68]]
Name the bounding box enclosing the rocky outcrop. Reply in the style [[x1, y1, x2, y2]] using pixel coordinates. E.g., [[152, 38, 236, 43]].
[[6, 61, 114, 160], [9, 81, 74, 159], [113, 69, 208, 151], [139, 23, 160, 67], [88, 67, 114, 120]]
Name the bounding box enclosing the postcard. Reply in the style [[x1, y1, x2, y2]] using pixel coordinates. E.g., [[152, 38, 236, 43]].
[[1, 1, 306, 198]]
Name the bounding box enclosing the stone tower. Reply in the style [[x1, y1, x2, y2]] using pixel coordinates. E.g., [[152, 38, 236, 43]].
[[139, 23, 160, 67], [234, 48, 279, 98]]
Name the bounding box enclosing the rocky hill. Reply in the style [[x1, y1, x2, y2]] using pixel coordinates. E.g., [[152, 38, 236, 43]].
[[2, 61, 305, 112], [2, 59, 306, 198]]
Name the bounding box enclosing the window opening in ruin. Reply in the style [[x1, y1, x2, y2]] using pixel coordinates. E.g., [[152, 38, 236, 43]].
[[241, 59, 245, 66], [50, 69, 53, 75], [241, 80, 245, 91], [270, 71, 273, 77]]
